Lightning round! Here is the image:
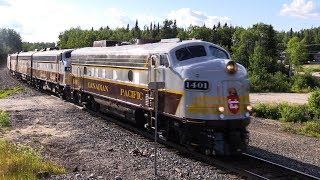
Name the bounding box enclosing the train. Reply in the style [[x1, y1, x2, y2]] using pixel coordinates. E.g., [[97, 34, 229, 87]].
[[7, 39, 252, 156]]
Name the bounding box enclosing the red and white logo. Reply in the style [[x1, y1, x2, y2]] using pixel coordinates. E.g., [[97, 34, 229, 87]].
[[228, 95, 240, 114], [227, 87, 240, 114]]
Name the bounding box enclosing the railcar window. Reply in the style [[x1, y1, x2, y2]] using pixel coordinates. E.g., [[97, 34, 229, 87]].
[[84, 67, 87, 75], [175, 45, 206, 61], [159, 54, 169, 67], [65, 52, 71, 58], [208, 46, 229, 59]]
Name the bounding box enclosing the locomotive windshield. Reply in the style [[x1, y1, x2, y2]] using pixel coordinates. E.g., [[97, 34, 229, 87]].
[[208, 46, 229, 59], [175, 45, 206, 61]]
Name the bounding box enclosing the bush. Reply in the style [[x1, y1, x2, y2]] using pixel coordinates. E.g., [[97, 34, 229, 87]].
[[308, 89, 320, 110], [253, 102, 311, 122], [250, 72, 290, 92], [278, 103, 309, 122], [308, 89, 320, 119], [290, 73, 320, 92], [254, 103, 280, 120]]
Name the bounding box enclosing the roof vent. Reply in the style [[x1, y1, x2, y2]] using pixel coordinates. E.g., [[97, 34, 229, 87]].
[[93, 40, 122, 47], [160, 38, 180, 43], [135, 39, 160, 45]]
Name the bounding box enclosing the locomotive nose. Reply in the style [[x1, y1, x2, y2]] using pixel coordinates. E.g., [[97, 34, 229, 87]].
[[184, 60, 251, 120]]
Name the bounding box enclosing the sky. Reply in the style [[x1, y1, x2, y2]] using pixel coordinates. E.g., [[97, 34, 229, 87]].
[[0, 0, 319, 43]]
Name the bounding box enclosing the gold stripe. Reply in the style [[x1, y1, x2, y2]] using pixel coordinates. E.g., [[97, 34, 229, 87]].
[[72, 64, 147, 72], [187, 107, 247, 115], [159, 89, 184, 95], [194, 95, 249, 101], [188, 102, 250, 108], [72, 74, 185, 95], [33, 69, 59, 74], [75, 75, 148, 88], [34, 61, 58, 63]]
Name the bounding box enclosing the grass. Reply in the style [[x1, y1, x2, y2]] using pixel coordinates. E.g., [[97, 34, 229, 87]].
[[0, 110, 10, 128], [282, 121, 320, 138], [0, 87, 23, 99], [0, 110, 11, 134], [0, 110, 66, 179], [0, 139, 66, 179]]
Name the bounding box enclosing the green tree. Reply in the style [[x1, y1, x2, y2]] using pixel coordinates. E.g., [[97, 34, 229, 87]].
[[286, 37, 308, 70], [231, 27, 255, 68], [189, 25, 212, 42], [132, 20, 141, 39], [0, 28, 22, 54], [176, 28, 189, 40], [22, 42, 55, 51], [159, 19, 177, 39], [0, 28, 22, 62], [249, 44, 273, 73]]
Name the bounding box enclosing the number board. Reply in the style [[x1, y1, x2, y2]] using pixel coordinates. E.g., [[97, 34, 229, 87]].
[[65, 67, 71, 71], [184, 80, 209, 90]]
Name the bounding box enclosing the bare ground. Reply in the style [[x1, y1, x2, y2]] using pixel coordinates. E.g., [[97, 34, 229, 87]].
[[250, 93, 310, 105]]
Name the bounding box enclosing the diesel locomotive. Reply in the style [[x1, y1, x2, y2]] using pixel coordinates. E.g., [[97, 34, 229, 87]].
[[7, 39, 252, 155]]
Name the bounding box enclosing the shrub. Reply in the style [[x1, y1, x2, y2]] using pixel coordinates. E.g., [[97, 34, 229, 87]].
[[278, 103, 309, 122], [308, 89, 320, 119], [253, 103, 280, 120], [250, 72, 290, 92], [271, 72, 291, 92], [290, 73, 320, 92], [253, 102, 312, 123]]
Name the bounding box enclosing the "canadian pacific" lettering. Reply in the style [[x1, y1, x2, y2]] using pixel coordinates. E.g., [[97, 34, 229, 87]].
[[88, 82, 109, 92], [120, 88, 143, 100]]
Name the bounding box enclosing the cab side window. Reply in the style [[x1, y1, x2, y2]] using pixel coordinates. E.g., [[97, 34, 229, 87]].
[[208, 46, 229, 59]]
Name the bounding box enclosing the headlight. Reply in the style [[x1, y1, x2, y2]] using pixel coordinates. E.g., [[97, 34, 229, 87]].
[[218, 106, 225, 112], [246, 105, 253, 112], [226, 60, 238, 74]]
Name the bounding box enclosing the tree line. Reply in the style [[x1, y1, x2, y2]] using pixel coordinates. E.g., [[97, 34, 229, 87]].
[[1, 20, 320, 92]]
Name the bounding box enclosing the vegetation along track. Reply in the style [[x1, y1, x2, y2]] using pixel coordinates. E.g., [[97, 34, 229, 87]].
[[4, 68, 320, 179]]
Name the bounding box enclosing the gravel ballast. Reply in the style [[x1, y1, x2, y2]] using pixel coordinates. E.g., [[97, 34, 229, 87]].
[[0, 65, 319, 179]]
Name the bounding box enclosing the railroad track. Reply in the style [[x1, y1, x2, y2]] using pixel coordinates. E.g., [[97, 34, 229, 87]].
[[236, 153, 320, 179], [5, 69, 320, 180], [86, 107, 319, 180]]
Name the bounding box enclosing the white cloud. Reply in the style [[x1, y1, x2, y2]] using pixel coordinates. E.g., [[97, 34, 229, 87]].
[[168, 8, 231, 28], [0, 0, 10, 6], [0, 3, 231, 42], [280, 0, 320, 19], [0, 0, 82, 42]]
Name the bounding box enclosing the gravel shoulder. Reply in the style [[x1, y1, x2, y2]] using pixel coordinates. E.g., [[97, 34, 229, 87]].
[[0, 65, 319, 179], [250, 93, 310, 105]]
